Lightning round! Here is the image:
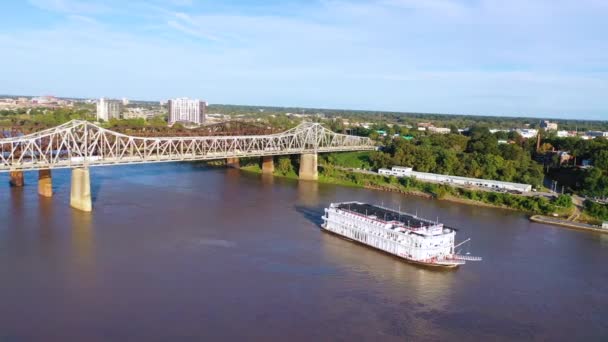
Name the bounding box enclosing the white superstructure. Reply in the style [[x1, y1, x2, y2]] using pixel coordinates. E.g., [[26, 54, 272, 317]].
[[322, 202, 481, 267]]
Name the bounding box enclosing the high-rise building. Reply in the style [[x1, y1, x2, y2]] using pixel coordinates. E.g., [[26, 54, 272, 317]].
[[540, 120, 558, 131], [96, 98, 121, 121], [168, 98, 206, 126]]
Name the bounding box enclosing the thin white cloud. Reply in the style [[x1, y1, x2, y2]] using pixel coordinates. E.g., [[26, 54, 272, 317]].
[[166, 19, 222, 41], [2, 0, 607, 119], [382, 0, 469, 16], [168, 0, 193, 6], [68, 15, 99, 25], [28, 0, 110, 14]]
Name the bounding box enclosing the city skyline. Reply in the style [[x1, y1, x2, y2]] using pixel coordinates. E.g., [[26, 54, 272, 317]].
[[0, 0, 607, 120]]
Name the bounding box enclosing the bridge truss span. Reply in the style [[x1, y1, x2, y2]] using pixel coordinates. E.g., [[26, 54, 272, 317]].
[[0, 121, 376, 172]]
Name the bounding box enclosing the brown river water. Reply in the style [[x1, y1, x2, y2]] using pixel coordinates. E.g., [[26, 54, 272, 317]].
[[1, 163, 607, 341]]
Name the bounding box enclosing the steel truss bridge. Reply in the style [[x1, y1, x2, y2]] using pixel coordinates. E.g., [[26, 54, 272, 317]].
[[0, 120, 376, 172]]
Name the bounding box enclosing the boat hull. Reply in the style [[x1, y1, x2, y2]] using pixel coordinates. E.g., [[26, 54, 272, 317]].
[[320, 224, 461, 269]]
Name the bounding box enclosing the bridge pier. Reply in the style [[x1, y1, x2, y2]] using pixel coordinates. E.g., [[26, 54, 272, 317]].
[[261, 156, 274, 174], [38, 169, 53, 197], [299, 153, 318, 181], [226, 157, 240, 168], [70, 167, 92, 212], [9, 171, 24, 187]]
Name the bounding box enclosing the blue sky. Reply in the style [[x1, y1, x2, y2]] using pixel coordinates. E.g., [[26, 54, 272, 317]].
[[0, 0, 607, 119]]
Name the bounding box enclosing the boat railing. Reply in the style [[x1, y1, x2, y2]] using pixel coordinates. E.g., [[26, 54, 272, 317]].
[[453, 255, 483, 261]]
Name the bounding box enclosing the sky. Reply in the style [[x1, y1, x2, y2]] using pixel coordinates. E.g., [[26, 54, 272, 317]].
[[0, 0, 607, 120]]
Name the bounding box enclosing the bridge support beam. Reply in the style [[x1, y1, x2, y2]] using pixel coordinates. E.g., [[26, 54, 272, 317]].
[[226, 157, 240, 168], [9, 171, 24, 187], [38, 169, 53, 197], [70, 168, 92, 212], [299, 153, 318, 181], [261, 156, 274, 174]]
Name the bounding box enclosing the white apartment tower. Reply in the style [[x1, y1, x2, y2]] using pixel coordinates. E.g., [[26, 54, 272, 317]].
[[96, 98, 121, 121], [168, 98, 206, 126]]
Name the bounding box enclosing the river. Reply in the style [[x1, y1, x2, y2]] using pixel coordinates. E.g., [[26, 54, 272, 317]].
[[1, 163, 607, 341]]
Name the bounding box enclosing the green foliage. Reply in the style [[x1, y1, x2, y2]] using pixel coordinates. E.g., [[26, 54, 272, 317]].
[[0, 107, 94, 130], [542, 136, 608, 197], [276, 156, 295, 176], [594, 150, 608, 172], [322, 152, 371, 169], [368, 129, 544, 188], [584, 201, 608, 221], [108, 118, 145, 128], [554, 194, 573, 208], [319, 167, 563, 215], [582, 168, 608, 198]]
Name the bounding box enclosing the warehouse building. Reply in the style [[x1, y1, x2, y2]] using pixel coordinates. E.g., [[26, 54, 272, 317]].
[[378, 166, 532, 193]]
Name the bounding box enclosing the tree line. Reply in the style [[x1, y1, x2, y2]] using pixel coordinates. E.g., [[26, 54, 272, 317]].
[[367, 126, 545, 188]]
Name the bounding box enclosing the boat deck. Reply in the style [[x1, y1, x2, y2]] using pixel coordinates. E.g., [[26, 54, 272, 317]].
[[336, 203, 434, 228]]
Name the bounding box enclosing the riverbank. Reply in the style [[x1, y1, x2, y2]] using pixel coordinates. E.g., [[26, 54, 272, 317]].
[[239, 162, 608, 233], [239, 164, 570, 216], [530, 215, 608, 234]]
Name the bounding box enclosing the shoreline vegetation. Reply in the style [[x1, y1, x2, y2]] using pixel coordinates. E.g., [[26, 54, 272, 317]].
[[237, 157, 576, 217], [230, 151, 605, 230], [241, 162, 608, 231]]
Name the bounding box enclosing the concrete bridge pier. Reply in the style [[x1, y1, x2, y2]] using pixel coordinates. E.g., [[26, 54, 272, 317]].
[[70, 167, 92, 212], [9, 171, 24, 187], [261, 156, 274, 174], [226, 157, 240, 168], [299, 153, 318, 181], [38, 169, 53, 197]]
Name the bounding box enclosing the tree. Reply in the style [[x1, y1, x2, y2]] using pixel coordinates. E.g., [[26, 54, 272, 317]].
[[434, 149, 458, 175], [539, 143, 554, 153], [593, 150, 608, 172], [583, 167, 608, 198], [276, 157, 294, 176], [369, 152, 393, 170], [554, 194, 573, 208], [499, 144, 524, 161]]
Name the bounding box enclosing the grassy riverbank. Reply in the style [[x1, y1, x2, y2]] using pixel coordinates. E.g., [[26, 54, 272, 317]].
[[239, 158, 574, 217]]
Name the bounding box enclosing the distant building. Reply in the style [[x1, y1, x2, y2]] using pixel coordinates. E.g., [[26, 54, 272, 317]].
[[168, 98, 206, 126], [489, 129, 509, 134], [427, 126, 451, 134], [122, 98, 129, 106], [586, 131, 608, 138], [516, 128, 538, 139], [123, 107, 162, 120], [546, 151, 573, 165], [556, 130, 576, 138], [540, 120, 558, 131], [31, 95, 59, 105], [96, 98, 121, 121], [379, 166, 532, 192]]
